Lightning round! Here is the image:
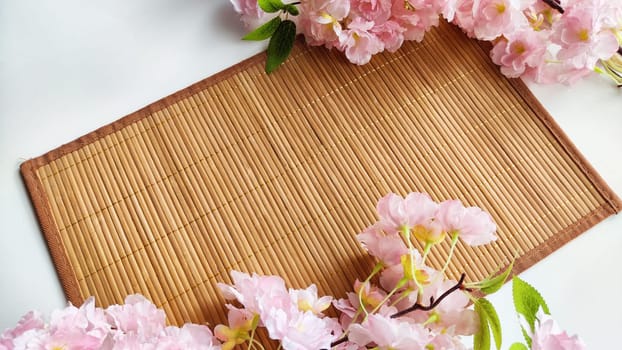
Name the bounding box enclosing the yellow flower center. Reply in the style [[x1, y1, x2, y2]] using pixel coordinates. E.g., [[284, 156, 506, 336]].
[[355, 284, 383, 309], [214, 314, 258, 350], [496, 3, 506, 14], [298, 299, 313, 312], [412, 224, 445, 245], [513, 43, 526, 55], [401, 254, 430, 284], [578, 29, 590, 42], [320, 12, 339, 27]]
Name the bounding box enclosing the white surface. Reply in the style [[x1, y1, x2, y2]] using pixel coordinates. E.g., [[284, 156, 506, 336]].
[[1, 0, 620, 348]]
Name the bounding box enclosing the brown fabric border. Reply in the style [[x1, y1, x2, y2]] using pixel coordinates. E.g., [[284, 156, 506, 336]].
[[507, 79, 622, 214], [512, 204, 615, 275], [20, 160, 83, 305]]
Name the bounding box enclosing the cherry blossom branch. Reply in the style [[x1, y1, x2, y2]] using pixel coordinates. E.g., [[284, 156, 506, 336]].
[[390, 273, 467, 318], [327, 273, 468, 348]]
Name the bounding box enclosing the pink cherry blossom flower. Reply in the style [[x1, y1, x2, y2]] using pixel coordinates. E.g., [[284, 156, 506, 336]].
[[371, 20, 406, 52], [106, 294, 165, 340], [522, 0, 561, 31], [377, 192, 445, 244], [390, 0, 444, 42], [47, 297, 111, 350], [350, 0, 393, 23], [158, 324, 221, 350], [427, 332, 469, 350], [531, 313, 586, 350], [218, 270, 289, 314], [379, 249, 439, 293], [0, 311, 44, 341], [333, 280, 387, 327], [299, 0, 350, 48], [348, 313, 431, 349], [443, 0, 458, 21], [274, 311, 340, 350], [219, 271, 339, 349], [552, 4, 619, 70], [490, 28, 547, 78], [214, 305, 256, 350], [352, 279, 388, 311], [452, 0, 476, 36], [357, 223, 408, 265], [339, 17, 384, 65], [377, 192, 438, 232], [0, 311, 45, 349], [471, 0, 527, 40], [289, 284, 332, 315], [436, 199, 497, 246], [261, 306, 340, 350], [229, 0, 275, 30], [421, 279, 478, 335], [332, 297, 358, 328], [110, 332, 155, 349], [8, 329, 48, 350], [522, 50, 594, 85]]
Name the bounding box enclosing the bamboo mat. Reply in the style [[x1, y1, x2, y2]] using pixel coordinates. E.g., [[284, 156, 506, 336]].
[[21, 21, 620, 333]]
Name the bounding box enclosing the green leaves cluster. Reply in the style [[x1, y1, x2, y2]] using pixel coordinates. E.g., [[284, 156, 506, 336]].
[[473, 273, 554, 350], [471, 262, 513, 350], [472, 273, 552, 350], [243, 0, 299, 73]]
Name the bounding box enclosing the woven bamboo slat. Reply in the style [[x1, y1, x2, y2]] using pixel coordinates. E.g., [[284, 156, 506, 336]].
[[21, 21, 620, 340]]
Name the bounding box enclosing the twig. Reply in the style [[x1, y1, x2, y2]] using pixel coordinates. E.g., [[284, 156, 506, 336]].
[[541, 0, 564, 13], [390, 273, 466, 318], [329, 336, 348, 348]]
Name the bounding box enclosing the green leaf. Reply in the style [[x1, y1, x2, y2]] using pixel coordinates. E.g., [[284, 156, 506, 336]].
[[474, 301, 491, 350], [265, 20, 296, 73], [242, 17, 282, 41], [284, 4, 299, 15], [512, 276, 549, 347], [468, 260, 514, 295], [509, 343, 528, 350], [512, 276, 550, 333], [476, 298, 502, 350], [258, 0, 284, 13]]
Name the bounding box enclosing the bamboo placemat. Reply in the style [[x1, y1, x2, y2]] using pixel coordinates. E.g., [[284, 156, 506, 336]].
[[21, 21, 620, 333]]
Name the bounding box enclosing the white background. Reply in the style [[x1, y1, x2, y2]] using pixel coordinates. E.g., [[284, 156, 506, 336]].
[[1, 0, 621, 348]]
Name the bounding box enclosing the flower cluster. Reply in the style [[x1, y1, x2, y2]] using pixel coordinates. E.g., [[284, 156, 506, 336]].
[[2, 193, 587, 350], [330, 192, 497, 348], [488, 0, 622, 84], [215, 272, 339, 349], [231, 0, 622, 85], [0, 295, 221, 350], [210, 192, 496, 349]]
